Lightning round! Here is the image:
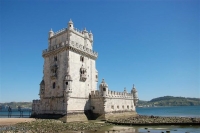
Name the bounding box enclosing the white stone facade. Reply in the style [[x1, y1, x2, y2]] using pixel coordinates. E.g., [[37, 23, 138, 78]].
[[32, 20, 138, 117]]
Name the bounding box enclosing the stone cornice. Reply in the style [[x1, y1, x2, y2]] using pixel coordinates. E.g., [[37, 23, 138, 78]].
[[42, 42, 98, 60]]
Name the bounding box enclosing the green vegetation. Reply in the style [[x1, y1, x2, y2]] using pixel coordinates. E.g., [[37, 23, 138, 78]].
[[138, 96, 200, 107]]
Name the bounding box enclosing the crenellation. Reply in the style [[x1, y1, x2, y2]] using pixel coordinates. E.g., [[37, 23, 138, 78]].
[[53, 28, 67, 36], [43, 40, 97, 59]]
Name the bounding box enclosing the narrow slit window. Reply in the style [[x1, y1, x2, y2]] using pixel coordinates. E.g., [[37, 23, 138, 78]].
[[53, 82, 56, 89]]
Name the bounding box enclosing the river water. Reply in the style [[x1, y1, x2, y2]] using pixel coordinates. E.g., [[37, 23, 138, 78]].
[[0, 106, 200, 133]]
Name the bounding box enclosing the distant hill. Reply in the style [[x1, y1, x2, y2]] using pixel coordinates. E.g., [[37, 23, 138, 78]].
[[0, 102, 32, 110], [138, 96, 200, 107]]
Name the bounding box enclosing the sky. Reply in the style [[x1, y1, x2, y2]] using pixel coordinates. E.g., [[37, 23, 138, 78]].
[[0, 0, 199, 102]]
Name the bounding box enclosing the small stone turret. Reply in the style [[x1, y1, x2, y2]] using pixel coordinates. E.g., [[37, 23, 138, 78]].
[[89, 31, 93, 42], [49, 28, 54, 38], [99, 79, 108, 97], [68, 19, 74, 30], [39, 79, 45, 98], [64, 74, 72, 101], [131, 84, 138, 106], [124, 87, 127, 96], [83, 28, 89, 38]]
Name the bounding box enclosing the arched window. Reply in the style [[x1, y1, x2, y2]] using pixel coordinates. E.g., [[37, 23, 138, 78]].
[[53, 82, 56, 89], [66, 82, 68, 85], [103, 88, 106, 91], [80, 56, 84, 62]]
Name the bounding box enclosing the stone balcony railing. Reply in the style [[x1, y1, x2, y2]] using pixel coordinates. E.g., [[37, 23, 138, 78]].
[[50, 26, 93, 41], [91, 90, 133, 99], [42, 41, 98, 58]]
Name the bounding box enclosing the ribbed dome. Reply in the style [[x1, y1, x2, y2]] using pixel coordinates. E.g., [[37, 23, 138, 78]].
[[100, 79, 108, 87]]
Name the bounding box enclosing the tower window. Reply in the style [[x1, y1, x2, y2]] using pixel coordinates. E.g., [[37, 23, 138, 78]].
[[80, 56, 84, 62], [53, 82, 56, 89], [54, 56, 57, 61], [66, 82, 68, 85], [103, 88, 106, 91]]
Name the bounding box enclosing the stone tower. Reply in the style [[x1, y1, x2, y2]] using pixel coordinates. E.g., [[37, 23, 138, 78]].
[[32, 20, 138, 121], [37, 20, 98, 115]]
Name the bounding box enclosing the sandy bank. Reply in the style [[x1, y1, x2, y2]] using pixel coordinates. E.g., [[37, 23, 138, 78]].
[[0, 118, 35, 125]]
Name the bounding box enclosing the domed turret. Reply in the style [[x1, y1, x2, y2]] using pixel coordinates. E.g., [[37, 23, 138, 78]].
[[131, 84, 138, 106], [99, 79, 108, 97], [64, 74, 72, 101], [49, 28, 54, 38], [83, 27, 89, 38], [89, 31, 93, 42], [68, 19, 74, 30], [39, 79, 45, 98]]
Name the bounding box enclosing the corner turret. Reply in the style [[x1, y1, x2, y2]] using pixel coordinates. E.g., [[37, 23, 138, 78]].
[[89, 31, 93, 44], [39, 79, 45, 98], [68, 19, 74, 30], [99, 79, 108, 97], [83, 27, 89, 38], [131, 84, 138, 106], [64, 74, 72, 101], [49, 28, 54, 38]]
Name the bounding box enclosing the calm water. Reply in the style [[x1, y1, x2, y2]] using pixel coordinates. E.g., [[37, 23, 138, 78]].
[[0, 109, 31, 118], [136, 106, 200, 118]]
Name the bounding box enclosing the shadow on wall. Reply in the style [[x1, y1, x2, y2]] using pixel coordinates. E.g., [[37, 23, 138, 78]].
[[84, 96, 101, 120]]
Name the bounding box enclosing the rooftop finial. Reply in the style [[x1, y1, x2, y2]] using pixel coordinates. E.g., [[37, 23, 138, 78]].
[[69, 19, 73, 24]]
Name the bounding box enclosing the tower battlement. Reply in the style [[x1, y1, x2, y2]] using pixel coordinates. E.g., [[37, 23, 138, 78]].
[[42, 40, 98, 59], [91, 89, 133, 99]]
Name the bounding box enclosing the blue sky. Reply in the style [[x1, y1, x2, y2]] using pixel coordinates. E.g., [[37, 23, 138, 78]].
[[0, 0, 199, 102]]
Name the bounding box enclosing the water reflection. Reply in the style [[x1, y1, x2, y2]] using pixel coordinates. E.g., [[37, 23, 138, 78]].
[[78, 125, 200, 133]]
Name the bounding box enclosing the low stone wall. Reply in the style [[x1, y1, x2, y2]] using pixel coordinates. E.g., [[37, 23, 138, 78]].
[[92, 111, 138, 120], [59, 113, 88, 123], [30, 110, 138, 122]]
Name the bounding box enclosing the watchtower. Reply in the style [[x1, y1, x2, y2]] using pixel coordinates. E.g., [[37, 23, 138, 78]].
[[38, 20, 98, 115]]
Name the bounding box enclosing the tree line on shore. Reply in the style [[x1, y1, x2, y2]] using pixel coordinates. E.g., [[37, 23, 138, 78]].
[[138, 96, 200, 107]]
